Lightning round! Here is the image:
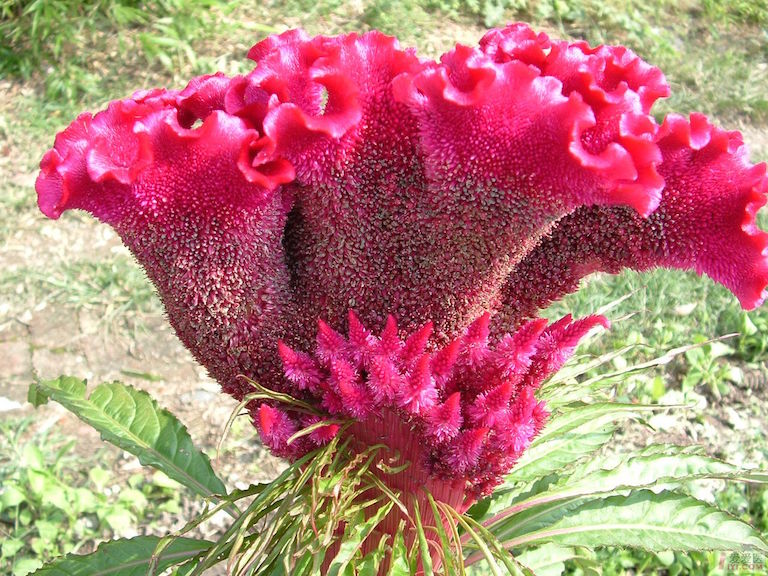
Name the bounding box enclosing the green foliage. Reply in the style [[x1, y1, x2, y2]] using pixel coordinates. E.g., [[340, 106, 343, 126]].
[[543, 269, 765, 404], [30, 536, 212, 576], [681, 336, 742, 398], [0, 0, 222, 103], [27, 378, 416, 575], [29, 376, 227, 500], [0, 418, 184, 576], [1, 258, 160, 319], [506, 490, 767, 552], [700, 0, 768, 26], [728, 311, 768, 362], [26, 363, 768, 575], [467, 341, 768, 575]]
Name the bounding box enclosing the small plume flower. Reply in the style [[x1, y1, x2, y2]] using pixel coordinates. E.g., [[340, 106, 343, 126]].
[[36, 23, 768, 542], [267, 312, 606, 499]]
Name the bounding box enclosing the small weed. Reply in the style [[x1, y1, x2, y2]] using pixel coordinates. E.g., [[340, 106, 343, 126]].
[[681, 336, 742, 399], [0, 417, 185, 576], [723, 311, 768, 363]]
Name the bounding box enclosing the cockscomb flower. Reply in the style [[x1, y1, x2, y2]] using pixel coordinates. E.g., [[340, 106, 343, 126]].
[[36, 23, 768, 535]]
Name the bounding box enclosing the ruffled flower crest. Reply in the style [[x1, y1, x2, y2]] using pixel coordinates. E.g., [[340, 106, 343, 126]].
[[36, 24, 768, 501], [36, 80, 299, 398]]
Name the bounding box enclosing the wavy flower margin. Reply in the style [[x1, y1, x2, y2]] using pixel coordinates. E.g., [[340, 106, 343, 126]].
[[35, 25, 768, 505]]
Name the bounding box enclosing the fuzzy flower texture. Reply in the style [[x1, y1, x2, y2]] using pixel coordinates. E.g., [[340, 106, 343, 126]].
[[37, 25, 768, 508]]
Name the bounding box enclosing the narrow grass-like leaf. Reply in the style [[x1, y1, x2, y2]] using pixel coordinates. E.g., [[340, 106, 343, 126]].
[[32, 536, 211, 576], [427, 492, 458, 576], [448, 507, 504, 576], [573, 337, 735, 397], [541, 336, 733, 409], [388, 521, 410, 576], [542, 345, 634, 391], [468, 475, 557, 525], [30, 377, 226, 500], [188, 447, 322, 576], [248, 519, 301, 576], [506, 490, 768, 553], [454, 509, 532, 576], [532, 402, 663, 447], [326, 501, 394, 576], [238, 377, 323, 414], [488, 446, 758, 531], [412, 500, 435, 576], [504, 402, 664, 485], [287, 418, 348, 445], [741, 471, 768, 483], [364, 471, 409, 517], [471, 403, 664, 523], [489, 495, 596, 544]]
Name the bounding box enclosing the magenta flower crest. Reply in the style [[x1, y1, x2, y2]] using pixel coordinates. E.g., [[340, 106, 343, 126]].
[[36, 24, 768, 510]]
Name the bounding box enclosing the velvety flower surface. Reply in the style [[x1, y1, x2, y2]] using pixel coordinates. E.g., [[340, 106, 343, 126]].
[[36, 24, 768, 504]]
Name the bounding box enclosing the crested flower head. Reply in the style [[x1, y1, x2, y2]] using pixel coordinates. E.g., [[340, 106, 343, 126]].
[[36, 24, 768, 505]]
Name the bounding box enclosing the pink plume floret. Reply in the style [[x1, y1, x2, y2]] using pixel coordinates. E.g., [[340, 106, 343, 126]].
[[269, 313, 606, 497]]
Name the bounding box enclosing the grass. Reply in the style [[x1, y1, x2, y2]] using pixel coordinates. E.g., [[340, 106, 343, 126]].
[[0, 0, 241, 103], [243, 0, 768, 122], [1, 0, 767, 574], [0, 258, 159, 317]]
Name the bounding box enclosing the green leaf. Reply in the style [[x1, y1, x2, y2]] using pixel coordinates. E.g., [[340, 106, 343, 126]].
[[1, 484, 27, 509], [14, 557, 43, 576], [412, 500, 434, 576], [504, 402, 661, 485], [485, 444, 765, 541], [506, 490, 768, 554], [35, 520, 62, 544], [387, 524, 410, 576], [740, 471, 768, 483], [549, 446, 751, 495], [323, 501, 394, 576], [28, 382, 49, 407], [544, 339, 717, 408], [515, 543, 575, 576], [427, 493, 458, 576], [29, 377, 226, 499], [32, 536, 212, 576], [359, 535, 390, 576], [22, 443, 44, 470], [2, 539, 25, 559], [100, 506, 135, 532], [450, 512, 505, 576], [476, 403, 670, 531], [540, 345, 635, 406], [506, 446, 750, 517]]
